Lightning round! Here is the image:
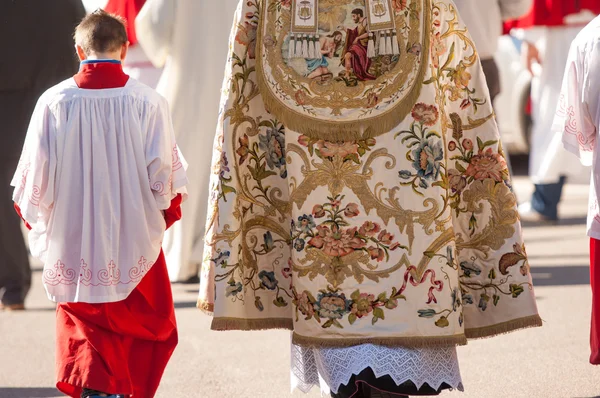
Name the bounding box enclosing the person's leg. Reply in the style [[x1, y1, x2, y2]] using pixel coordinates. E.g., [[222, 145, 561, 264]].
[[0, 165, 31, 308], [529, 176, 566, 221]]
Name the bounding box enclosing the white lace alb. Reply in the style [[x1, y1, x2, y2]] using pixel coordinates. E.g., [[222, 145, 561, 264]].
[[291, 343, 464, 395]]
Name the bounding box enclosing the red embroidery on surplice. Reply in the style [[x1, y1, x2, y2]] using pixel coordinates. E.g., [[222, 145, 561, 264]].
[[172, 146, 183, 171], [129, 256, 155, 282], [43, 260, 77, 286], [98, 260, 122, 285], [79, 259, 92, 284]]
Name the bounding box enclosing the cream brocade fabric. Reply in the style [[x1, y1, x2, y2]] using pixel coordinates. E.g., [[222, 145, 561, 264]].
[[198, 0, 541, 348]]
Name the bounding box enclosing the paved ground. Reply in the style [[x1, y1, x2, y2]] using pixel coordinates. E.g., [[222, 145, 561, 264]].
[[1, 157, 600, 398]]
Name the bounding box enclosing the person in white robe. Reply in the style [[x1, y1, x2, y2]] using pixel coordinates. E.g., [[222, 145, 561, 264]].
[[506, 4, 600, 221], [135, 0, 240, 282]]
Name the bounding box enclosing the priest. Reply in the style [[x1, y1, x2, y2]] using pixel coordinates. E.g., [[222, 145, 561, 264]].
[[505, 0, 600, 222], [199, 0, 542, 396]]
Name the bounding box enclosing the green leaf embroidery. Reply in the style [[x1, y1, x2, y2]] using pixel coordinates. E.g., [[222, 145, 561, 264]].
[[348, 313, 357, 325]]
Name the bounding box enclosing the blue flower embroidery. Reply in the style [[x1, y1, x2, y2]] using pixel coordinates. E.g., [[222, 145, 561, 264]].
[[412, 138, 443, 182], [314, 292, 351, 320], [297, 214, 316, 233], [294, 238, 306, 252], [226, 282, 243, 297], [258, 270, 279, 290], [259, 128, 287, 178]]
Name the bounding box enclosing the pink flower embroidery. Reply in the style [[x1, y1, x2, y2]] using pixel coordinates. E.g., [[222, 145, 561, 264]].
[[308, 226, 365, 257], [465, 148, 507, 182], [316, 141, 359, 158]]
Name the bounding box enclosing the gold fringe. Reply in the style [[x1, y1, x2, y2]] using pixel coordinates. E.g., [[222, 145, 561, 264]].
[[465, 314, 543, 340], [211, 316, 294, 331], [292, 332, 468, 348], [197, 299, 214, 315], [255, 0, 432, 142]]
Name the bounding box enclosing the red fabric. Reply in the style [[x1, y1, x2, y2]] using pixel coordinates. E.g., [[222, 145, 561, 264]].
[[56, 195, 182, 397], [504, 0, 600, 29], [344, 27, 375, 81], [104, 0, 146, 46], [590, 239, 600, 365], [13, 203, 32, 230], [74, 62, 129, 89]]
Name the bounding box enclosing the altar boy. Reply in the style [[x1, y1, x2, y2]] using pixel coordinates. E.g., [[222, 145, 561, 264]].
[[554, 15, 600, 365], [11, 10, 187, 397]]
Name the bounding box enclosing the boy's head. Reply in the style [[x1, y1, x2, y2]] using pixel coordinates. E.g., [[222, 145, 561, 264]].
[[74, 9, 129, 61]]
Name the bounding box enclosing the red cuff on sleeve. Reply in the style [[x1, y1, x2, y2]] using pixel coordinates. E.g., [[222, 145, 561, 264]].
[[14, 203, 32, 231], [164, 194, 183, 230]]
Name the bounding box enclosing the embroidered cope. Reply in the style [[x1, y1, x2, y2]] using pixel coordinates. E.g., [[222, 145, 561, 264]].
[[12, 76, 188, 303], [199, 0, 541, 348]]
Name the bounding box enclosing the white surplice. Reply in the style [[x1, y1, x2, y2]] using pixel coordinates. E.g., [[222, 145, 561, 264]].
[[521, 21, 593, 184], [11, 77, 188, 303], [136, 0, 240, 282], [554, 16, 600, 239]]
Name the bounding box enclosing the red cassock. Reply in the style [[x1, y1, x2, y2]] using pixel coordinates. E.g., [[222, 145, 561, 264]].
[[590, 239, 600, 365], [16, 61, 179, 397], [104, 0, 146, 46], [504, 0, 600, 31]]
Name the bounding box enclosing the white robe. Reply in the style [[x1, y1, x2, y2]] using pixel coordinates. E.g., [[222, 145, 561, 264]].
[[11, 76, 188, 303], [555, 16, 600, 239], [523, 21, 593, 184], [136, 0, 240, 281]]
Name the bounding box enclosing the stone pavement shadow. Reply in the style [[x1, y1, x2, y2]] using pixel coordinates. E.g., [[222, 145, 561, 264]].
[[0, 387, 60, 397], [174, 301, 197, 309], [521, 216, 587, 228], [531, 265, 590, 287]]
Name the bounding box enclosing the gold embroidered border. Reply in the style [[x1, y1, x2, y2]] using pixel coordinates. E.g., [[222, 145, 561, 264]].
[[197, 299, 214, 315], [211, 317, 294, 331], [292, 332, 468, 348], [464, 314, 543, 340], [256, 0, 432, 141]]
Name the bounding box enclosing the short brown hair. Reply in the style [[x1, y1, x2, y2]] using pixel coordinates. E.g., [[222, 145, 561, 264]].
[[74, 9, 128, 55]]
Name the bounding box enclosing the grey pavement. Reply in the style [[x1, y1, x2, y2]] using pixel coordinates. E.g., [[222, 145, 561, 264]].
[[1, 158, 600, 397]]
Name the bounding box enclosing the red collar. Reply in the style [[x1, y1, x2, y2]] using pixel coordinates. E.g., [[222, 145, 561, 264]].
[[74, 61, 130, 89]]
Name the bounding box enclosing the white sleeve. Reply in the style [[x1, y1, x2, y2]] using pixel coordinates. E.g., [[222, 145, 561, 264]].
[[146, 97, 189, 210], [554, 44, 596, 166], [11, 97, 56, 228], [135, 0, 176, 68]]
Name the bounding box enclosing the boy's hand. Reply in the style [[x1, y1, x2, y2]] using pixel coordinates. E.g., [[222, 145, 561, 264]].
[[523, 41, 542, 75]]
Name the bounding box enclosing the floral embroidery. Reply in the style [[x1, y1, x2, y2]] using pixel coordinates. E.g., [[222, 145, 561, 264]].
[[258, 126, 287, 178], [292, 195, 404, 262], [201, 0, 539, 338]]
